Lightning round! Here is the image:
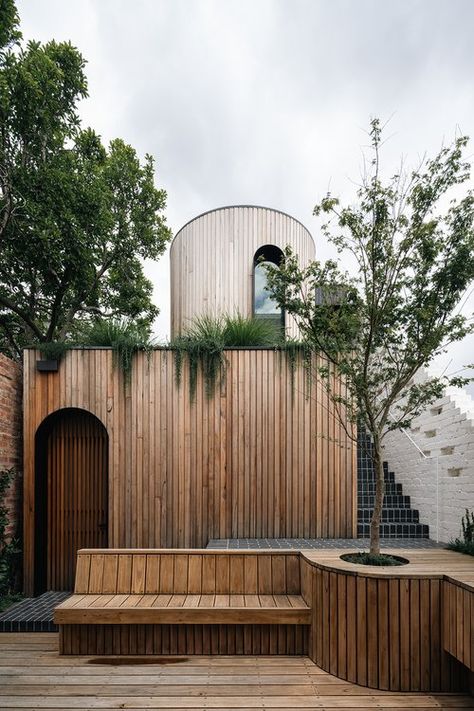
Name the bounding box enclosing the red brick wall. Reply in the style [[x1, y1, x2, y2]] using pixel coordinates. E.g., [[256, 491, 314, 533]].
[[0, 354, 22, 539]]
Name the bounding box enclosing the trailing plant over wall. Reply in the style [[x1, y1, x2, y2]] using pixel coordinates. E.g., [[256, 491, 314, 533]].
[[171, 315, 227, 400], [77, 319, 155, 384], [278, 339, 313, 396], [30, 319, 155, 383], [171, 313, 312, 401]]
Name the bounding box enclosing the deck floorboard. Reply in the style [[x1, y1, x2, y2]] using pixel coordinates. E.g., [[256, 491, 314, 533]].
[[1, 633, 473, 710]]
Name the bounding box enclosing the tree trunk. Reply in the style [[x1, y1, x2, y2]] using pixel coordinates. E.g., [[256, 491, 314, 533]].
[[369, 439, 384, 556]]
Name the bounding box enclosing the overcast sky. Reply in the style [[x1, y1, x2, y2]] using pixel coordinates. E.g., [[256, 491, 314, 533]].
[[18, 0, 474, 392]]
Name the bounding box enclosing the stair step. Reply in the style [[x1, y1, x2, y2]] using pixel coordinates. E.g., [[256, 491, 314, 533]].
[[358, 470, 395, 483], [357, 522, 429, 538], [358, 482, 403, 495], [358, 494, 411, 508], [358, 508, 419, 523]]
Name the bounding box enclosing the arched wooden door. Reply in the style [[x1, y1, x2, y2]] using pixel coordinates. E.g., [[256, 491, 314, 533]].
[[35, 409, 108, 591]]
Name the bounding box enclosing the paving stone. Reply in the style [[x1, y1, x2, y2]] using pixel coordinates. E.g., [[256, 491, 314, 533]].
[[0, 591, 70, 632]]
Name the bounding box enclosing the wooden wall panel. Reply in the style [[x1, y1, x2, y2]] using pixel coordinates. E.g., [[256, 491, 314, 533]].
[[60, 623, 308, 656], [23, 348, 357, 595], [170, 205, 315, 338], [443, 578, 474, 672]]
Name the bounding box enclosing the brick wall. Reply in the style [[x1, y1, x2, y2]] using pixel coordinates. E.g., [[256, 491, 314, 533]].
[[0, 354, 22, 540], [383, 370, 474, 544]]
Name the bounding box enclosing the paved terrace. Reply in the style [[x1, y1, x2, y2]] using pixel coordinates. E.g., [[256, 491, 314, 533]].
[[1, 632, 473, 710], [207, 537, 443, 548]]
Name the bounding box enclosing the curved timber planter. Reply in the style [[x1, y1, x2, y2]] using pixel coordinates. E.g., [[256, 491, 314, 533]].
[[300, 550, 472, 693]]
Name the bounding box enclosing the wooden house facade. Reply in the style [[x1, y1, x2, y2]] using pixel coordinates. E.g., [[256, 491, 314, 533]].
[[23, 347, 356, 594]]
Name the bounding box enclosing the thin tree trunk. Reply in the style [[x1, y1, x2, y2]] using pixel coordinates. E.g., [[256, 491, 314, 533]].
[[370, 440, 384, 556]]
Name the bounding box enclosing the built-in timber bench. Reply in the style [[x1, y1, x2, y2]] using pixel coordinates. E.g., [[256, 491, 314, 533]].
[[54, 549, 311, 656], [54, 547, 474, 695]]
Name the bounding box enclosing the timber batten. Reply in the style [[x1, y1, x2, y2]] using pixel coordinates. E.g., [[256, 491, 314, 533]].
[[23, 348, 357, 595]]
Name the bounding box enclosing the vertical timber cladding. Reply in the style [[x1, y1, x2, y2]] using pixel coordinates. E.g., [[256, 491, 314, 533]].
[[23, 348, 357, 595], [170, 206, 316, 339]]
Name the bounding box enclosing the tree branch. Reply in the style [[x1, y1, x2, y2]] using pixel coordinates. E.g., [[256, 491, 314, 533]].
[[0, 294, 43, 340]]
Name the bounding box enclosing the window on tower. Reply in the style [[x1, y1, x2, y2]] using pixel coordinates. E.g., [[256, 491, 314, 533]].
[[253, 245, 285, 334]]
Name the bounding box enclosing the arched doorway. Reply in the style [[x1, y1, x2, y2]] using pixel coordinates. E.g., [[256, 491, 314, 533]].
[[35, 408, 108, 592]]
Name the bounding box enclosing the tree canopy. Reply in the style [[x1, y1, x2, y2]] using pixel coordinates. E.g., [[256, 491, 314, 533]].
[[0, 0, 171, 356], [265, 119, 474, 555]]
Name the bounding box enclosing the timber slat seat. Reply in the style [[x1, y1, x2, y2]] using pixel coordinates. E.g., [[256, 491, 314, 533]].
[[54, 549, 311, 654], [55, 592, 310, 625]]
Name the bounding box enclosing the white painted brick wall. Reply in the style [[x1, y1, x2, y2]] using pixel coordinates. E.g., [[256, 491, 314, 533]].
[[382, 371, 474, 544]]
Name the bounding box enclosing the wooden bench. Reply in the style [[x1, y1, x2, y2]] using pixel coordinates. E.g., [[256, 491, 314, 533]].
[[55, 549, 311, 655]]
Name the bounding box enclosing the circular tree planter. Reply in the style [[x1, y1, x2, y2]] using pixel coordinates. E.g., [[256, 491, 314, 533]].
[[340, 551, 409, 566]]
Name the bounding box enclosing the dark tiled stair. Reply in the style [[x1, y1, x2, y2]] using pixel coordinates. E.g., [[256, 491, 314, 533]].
[[357, 431, 429, 539]]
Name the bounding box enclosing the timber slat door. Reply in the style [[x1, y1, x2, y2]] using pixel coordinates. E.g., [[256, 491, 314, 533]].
[[47, 411, 108, 590]]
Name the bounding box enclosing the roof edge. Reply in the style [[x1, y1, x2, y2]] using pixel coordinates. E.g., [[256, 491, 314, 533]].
[[171, 204, 315, 250]]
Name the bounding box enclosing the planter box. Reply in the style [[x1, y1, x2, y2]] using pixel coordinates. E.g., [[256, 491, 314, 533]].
[[36, 359, 58, 372]]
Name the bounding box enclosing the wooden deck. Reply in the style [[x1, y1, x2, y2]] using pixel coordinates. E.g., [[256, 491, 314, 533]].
[[0, 633, 473, 710]]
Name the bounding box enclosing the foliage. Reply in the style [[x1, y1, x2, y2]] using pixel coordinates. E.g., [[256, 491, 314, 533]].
[[171, 315, 227, 400], [340, 552, 408, 566], [77, 319, 155, 384], [0, 468, 20, 597], [447, 540, 474, 557], [264, 119, 474, 555], [460, 508, 474, 542], [171, 313, 292, 400], [37, 341, 70, 362], [222, 312, 283, 346], [0, 1, 171, 358], [278, 338, 313, 395], [447, 509, 474, 556]]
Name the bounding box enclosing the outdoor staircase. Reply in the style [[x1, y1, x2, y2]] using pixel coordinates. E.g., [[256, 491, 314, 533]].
[[357, 430, 429, 539]]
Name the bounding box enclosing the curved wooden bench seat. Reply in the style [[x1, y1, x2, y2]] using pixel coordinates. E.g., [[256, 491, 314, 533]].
[[55, 593, 310, 625]]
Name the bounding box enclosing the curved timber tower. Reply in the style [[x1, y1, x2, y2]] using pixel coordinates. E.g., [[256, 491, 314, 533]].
[[170, 205, 315, 338]]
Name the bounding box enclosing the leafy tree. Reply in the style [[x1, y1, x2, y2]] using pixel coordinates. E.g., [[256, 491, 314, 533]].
[[265, 119, 474, 556], [0, 0, 171, 356]]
